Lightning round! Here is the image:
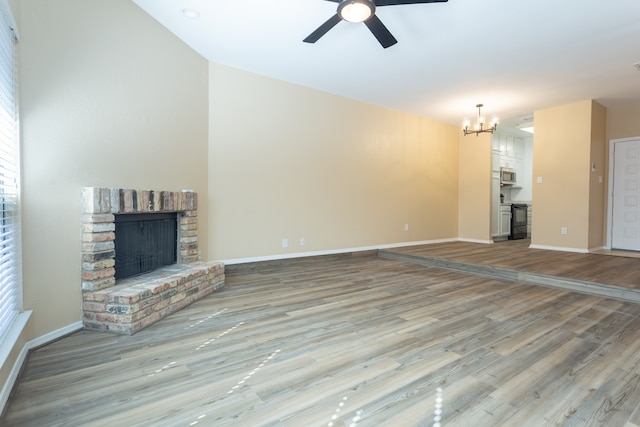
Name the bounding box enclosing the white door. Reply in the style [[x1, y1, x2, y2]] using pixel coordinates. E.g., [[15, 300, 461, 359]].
[[611, 138, 640, 250]]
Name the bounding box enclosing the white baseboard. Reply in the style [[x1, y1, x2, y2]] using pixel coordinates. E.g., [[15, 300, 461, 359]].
[[26, 321, 83, 350], [0, 320, 83, 415], [458, 238, 494, 244], [529, 244, 589, 253], [222, 238, 458, 265]]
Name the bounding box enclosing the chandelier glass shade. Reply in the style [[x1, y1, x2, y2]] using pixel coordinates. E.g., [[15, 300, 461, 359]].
[[463, 104, 498, 136]]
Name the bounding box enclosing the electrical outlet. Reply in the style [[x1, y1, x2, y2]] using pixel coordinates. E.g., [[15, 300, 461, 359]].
[[282, 238, 288, 248], [300, 237, 305, 246], [404, 224, 409, 232], [561, 227, 568, 235]]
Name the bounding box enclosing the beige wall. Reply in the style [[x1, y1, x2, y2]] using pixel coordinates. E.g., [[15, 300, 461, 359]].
[[208, 63, 460, 261], [588, 102, 607, 248], [532, 100, 606, 251], [606, 101, 640, 141], [3, 0, 209, 387], [458, 132, 492, 242]]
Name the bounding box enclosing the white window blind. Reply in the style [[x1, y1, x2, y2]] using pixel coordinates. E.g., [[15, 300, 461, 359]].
[[0, 2, 20, 344]]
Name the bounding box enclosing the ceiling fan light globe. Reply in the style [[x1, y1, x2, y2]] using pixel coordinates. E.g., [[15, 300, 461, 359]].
[[338, 0, 375, 23]]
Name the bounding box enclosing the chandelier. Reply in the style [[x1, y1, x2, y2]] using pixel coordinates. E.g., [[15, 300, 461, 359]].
[[462, 104, 498, 136]]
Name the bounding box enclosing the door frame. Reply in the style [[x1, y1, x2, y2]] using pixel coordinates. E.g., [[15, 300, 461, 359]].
[[606, 136, 640, 250]]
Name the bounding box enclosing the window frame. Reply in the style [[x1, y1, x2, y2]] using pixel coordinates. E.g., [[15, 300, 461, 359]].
[[0, 0, 27, 369]]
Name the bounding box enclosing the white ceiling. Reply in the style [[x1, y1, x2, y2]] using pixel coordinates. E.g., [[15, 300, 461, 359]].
[[132, 0, 640, 133]]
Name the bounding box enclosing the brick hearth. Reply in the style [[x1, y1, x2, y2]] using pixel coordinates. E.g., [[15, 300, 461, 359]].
[[80, 187, 224, 334]]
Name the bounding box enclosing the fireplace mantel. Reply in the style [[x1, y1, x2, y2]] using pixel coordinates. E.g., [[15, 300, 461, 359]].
[[80, 187, 224, 334]]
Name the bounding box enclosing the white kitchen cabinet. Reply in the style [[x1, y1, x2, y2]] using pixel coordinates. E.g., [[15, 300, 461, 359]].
[[495, 133, 525, 173], [505, 135, 514, 157], [514, 138, 524, 160], [499, 205, 511, 237], [492, 135, 500, 151], [499, 134, 507, 156]]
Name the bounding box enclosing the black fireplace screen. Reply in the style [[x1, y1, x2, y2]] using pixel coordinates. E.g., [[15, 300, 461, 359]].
[[114, 212, 177, 280]]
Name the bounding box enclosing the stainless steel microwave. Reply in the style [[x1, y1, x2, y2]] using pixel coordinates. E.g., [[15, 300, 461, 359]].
[[500, 167, 516, 185]]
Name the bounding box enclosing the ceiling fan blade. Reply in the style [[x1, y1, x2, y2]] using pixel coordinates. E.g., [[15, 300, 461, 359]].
[[303, 14, 343, 44], [376, 0, 448, 5], [364, 15, 397, 48]]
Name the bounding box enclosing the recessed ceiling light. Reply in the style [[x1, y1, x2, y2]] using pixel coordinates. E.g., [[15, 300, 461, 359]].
[[180, 8, 200, 19]]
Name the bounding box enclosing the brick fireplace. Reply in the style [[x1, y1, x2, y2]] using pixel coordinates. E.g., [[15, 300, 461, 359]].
[[80, 187, 224, 334]]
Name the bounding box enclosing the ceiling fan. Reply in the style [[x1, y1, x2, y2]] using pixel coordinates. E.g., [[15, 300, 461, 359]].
[[303, 0, 448, 49]]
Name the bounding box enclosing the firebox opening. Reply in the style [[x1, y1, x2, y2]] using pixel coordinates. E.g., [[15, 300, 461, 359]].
[[114, 212, 178, 280]]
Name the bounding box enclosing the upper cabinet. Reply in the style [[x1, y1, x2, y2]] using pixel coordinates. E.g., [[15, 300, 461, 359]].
[[493, 132, 524, 171], [514, 138, 524, 160], [492, 134, 500, 151], [505, 135, 514, 158]]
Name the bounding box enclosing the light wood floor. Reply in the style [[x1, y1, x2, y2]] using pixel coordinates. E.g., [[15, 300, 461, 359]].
[[385, 240, 640, 290], [3, 246, 640, 426]]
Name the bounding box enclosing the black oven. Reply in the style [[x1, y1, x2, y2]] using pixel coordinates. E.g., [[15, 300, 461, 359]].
[[510, 204, 528, 240]]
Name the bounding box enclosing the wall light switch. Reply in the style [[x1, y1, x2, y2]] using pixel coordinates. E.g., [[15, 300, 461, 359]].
[[404, 224, 409, 232], [282, 238, 288, 248], [537, 176, 543, 184]]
